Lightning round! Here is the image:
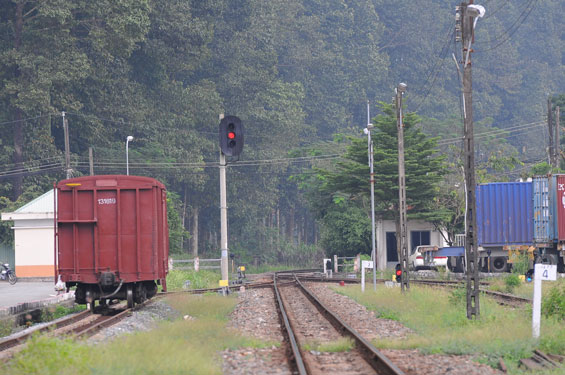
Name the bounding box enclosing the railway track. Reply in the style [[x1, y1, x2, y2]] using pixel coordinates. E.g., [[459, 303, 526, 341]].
[[0, 278, 286, 357], [273, 273, 405, 375], [0, 302, 137, 357], [286, 273, 531, 308]]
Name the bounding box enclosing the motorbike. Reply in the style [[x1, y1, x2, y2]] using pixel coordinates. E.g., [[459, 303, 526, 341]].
[[1, 263, 17, 285]]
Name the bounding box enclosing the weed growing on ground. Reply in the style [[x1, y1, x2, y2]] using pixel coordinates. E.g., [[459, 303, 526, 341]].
[[337, 283, 565, 373], [166, 269, 220, 290], [504, 274, 522, 293], [5, 293, 273, 375], [41, 304, 85, 322], [542, 278, 565, 321], [6, 335, 91, 375]]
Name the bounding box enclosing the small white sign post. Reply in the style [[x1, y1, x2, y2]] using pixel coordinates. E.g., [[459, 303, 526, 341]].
[[323, 258, 332, 278], [532, 263, 557, 339], [361, 260, 374, 292]]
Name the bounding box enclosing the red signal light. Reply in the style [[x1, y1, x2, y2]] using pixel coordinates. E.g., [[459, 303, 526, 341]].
[[228, 131, 236, 139], [396, 269, 402, 276]]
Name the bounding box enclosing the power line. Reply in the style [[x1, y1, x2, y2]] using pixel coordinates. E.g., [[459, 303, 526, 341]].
[[436, 120, 545, 146], [412, 22, 457, 112], [0, 114, 54, 126], [475, 0, 539, 53]]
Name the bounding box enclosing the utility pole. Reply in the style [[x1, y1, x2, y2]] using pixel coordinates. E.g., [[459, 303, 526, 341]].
[[219, 114, 229, 284], [365, 101, 377, 291], [556, 106, 561, 167], [62, 112, 72, 179], [395, 82, 409, 292], [548, 98, 554, 167], [89, 147, 94, 176], [458, 1, 484, 320]]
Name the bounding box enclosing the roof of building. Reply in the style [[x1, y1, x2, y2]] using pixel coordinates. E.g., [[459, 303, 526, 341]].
[[1, 190, 55, 222], [15, 190, 54, 214]]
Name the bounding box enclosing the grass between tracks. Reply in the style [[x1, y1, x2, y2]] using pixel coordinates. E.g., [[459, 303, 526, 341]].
[[336, 281, 565, 374], [4, 293, 273, 375]]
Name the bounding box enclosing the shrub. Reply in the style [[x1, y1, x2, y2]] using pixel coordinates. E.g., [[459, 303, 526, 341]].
[[504, 274, 521, 293], [449, 285, 466, 306], [542, 282, 565, 320], [510, 252, 531, 275]]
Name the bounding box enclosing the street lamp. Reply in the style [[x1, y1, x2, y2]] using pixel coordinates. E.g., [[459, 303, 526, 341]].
[[464, 4, 485, 67], [126, 136, 133, 175], [364, 101, 377, 291]]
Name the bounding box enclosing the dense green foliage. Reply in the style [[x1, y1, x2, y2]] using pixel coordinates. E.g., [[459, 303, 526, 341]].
[[297, 103, 446, 255], [0, 1, 563, 262]]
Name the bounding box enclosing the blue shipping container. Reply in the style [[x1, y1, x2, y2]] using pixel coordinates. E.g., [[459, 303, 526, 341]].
[[533, 176, 558, 244], [476, 182, 533, 247]]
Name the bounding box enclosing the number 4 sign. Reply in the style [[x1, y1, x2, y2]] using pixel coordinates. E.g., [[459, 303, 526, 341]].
[[532, 263, 558, 339], [535, 263, 557, 281]]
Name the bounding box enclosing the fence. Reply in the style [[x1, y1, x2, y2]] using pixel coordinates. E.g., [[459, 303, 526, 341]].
[[332, 254, 361, 273], [171, 257, 221, 271]]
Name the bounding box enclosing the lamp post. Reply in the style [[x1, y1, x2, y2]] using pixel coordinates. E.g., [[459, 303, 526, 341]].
[[364, 100, 377, 291], [126, 136, 133, 175]]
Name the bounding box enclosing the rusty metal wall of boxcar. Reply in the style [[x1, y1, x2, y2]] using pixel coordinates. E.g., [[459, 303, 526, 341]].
[[56, 175, 168, 284]]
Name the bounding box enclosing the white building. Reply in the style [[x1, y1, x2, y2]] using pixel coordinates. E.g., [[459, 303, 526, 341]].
[[1, 190, 55, 278], [375, 219, 447, 270]]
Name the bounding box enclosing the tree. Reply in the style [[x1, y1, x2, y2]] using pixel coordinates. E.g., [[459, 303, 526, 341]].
[[300, 103, 447, 256]]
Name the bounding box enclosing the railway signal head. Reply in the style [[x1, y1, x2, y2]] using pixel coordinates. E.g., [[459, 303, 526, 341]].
[[219, 115, 244, 157], [395, 263, 402, 283]]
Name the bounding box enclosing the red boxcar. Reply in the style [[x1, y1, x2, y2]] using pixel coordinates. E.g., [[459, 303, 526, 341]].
[[56, 175, 169, 308]]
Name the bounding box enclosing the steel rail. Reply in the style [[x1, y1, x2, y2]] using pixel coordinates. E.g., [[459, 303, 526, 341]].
[[273, 274, 308, 375], [293, 275, 405, 375], [73, 308, 132, 338], [0, 309, 92, 352], [159, 280, 288, 298]]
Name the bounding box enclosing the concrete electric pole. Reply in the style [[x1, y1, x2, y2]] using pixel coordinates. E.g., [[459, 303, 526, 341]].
[[548, 98, 554, 167], [457, 1, 485, 320], [62, 112, 72, 179], [556, 106, 561, 167], [395, 82, 409, 293], [364, 101, 377, 291], [219, 114, 229, 285], [218, 114, 244, 288]]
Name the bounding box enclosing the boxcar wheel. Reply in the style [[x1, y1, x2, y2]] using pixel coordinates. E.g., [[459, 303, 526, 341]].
[[127, 285, 134, 308], [489, 257, 508, 273]]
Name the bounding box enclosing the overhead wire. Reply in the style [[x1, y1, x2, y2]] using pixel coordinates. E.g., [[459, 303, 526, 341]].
[[436, 120, 545, 146], [475, 0, 539, 53], [411, 21, 457, 112], [0, 114, 55, 126]]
